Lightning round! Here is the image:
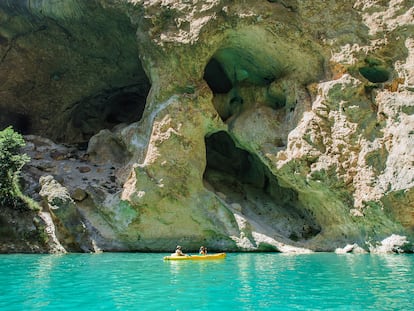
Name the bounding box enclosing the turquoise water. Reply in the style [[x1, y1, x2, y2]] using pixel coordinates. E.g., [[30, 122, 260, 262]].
[[0, 253, 413, 310]]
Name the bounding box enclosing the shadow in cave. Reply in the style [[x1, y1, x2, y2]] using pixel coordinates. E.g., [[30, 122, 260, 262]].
[[104, 91, 146, 125], [203, 131, 320, 242], [63, 82, 150, 145], [204, 58, 233, 94], [0, 110, 32, 135]]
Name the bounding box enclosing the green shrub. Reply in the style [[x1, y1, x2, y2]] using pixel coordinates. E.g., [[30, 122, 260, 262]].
[[0, 126, 30, 209]]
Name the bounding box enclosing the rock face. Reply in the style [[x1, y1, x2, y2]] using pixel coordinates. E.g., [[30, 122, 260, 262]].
[[0, 205, 61, 253], [0, 0, 413, 253]]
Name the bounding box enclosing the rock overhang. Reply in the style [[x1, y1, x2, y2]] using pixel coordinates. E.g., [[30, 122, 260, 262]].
[[0, 0, 151, 144]]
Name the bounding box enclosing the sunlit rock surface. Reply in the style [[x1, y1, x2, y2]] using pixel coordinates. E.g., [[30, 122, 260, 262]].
[[0, 0, 413, 253]]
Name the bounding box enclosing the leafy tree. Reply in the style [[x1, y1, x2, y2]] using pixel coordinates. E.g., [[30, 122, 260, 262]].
[[0, 126, 30, 208]]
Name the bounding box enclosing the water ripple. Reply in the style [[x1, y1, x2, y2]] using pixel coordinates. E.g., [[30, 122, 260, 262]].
[[0, 253, 413, 310]]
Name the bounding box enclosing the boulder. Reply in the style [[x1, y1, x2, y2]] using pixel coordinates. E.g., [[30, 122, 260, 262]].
[[369, 234, 412, 254], [39, 175, 95, 252]]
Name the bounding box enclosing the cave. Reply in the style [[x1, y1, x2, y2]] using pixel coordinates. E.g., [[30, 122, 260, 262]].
[[203, 56, 236, 121], [62, 81, 150, 144], [203, 58, 233, 94], [204, 131, 263, 187], [0, 1, 152, 146], [203, 131, 321, 241], [203, 45, 286, 122], [0, 111, 32, 135], [104, 92, 146, 124]]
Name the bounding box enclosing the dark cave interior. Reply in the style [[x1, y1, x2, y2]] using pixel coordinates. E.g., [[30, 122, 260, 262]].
[[0, 81, 151, 146], [203, 58, 233, 94], [0, 111, 32, 135], [64, 82, 150, 144], [203, 131, 321, 241], [203, 46, 287, 122]]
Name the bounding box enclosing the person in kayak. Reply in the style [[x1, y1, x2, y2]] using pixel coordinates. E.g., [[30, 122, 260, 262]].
[[174, 245, 187, 256], [199, 246, 207, 255]]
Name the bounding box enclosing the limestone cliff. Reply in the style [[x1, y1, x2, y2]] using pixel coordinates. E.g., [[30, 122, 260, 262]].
[[0, 0, 413, 253]]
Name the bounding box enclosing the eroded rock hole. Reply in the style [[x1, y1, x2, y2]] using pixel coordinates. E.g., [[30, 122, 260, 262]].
[[359, 66, 390, 83], [203, 58, 233, 94], [203, 46, 287, 122], [203, 131, 321, 241], [359, 57, 390, 83]]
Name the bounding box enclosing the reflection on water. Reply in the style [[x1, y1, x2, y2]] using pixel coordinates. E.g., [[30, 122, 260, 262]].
[[234, 254, 254, 304], [0, 253, 413, 311], [25, 254, 62, 310]]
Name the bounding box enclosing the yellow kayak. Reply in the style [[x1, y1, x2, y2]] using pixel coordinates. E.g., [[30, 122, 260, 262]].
[[163, 253, 226, 261]]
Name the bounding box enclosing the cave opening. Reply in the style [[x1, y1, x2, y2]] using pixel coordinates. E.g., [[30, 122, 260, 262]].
[[0, 2, 154, 147], [0, 111, 32, 135], [104, 91, 146, 125], [63, 81, 150, 145], [203, 58, 233, 94], [203, 131, 321, 241], [203, 46, 287, 122], [359, 66, 390, 83], [359, 57, 390, 83]]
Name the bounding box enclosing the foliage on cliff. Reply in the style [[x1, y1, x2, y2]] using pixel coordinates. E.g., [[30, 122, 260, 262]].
[[0, 127, 30, 209]]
